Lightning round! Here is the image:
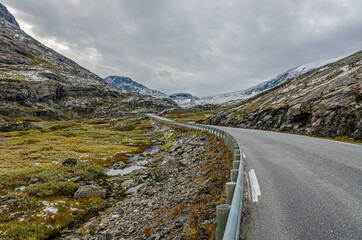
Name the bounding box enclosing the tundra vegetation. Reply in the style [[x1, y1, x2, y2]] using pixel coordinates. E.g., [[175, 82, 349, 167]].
[[0, 116, 151, 239], [0, 115, 230, 239]]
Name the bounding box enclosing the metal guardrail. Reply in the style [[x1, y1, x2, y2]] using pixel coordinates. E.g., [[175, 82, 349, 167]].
[[147, 114, 245, 240]]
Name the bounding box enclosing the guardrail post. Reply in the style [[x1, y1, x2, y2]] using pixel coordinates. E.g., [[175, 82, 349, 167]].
[[233, 149, 240, 158], [233, 160, 240, 169], [216, 204, 231, 240], [225, 182, 236, 205], [231, 169, 238, 182]]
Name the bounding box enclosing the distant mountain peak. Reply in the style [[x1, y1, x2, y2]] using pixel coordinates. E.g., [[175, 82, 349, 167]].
[[104, 76, 201, 107], [0, 3, 20, 28], [104, 76, 168, 99]]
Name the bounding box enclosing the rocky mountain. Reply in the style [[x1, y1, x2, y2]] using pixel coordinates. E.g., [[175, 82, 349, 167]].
[[168, 93, 199, 107], [104, 76, 167, 98], [104, 75, 200, 107], [0, 3, 19, 27], [208, 51, 362, 140], [0, 3, 177, 124]]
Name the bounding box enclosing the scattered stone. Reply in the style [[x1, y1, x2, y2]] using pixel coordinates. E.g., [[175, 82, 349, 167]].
[[14, 186, 26, 192], [30, 178, 39, 184], [69, 176, 82, 183], [55, 123, 227, 240], [113, 161, 126, 169]]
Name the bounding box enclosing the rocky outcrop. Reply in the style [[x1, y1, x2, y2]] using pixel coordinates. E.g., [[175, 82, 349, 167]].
[[209, 51, 362, 140], [0, 121, 41, 132], [0, 3, 19, 27], [73, 185, 107, 200]]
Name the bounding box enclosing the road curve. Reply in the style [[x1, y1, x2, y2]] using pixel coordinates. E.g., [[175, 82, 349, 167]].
[[218, 127, 362, 240]]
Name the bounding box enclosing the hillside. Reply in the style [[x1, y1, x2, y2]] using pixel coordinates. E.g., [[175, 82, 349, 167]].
[[208, 51, 362, 140], [0, 4, 177, 124]]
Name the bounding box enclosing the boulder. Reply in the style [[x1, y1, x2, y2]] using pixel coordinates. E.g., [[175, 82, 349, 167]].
[[59, 158, 77, 166], [121, 179, 136, 189], [74, 185, 106, 200], [125, 183, 147, 195]]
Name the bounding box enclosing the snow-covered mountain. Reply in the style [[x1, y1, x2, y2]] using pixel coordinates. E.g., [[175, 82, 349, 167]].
[[104, 76, 167, 98], [168, 93, 199, 107], [186, 54, 348, 107], [105, 54, 347, 108], [104, 76, 200, 107]]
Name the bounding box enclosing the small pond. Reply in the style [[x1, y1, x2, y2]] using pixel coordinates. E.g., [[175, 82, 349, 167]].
[[106, 166, 146, 176]]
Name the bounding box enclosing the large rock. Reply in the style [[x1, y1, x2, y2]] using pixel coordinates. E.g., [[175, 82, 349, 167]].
[[121, 179, 136, 189], [125, 183, 147, 195], [74, 185, 107, 200], [0, 122, 41, 132], [59, 158, 77, 166]]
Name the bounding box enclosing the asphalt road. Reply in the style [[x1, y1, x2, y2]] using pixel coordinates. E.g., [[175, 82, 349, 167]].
[[219, 127, 362, 240]]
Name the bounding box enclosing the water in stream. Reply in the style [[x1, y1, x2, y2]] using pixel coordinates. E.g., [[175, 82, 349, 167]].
[[106, 145, 161, 176]]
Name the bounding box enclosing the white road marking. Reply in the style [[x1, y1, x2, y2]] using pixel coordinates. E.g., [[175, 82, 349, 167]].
[[243, 152, 246, 159], [249, 169, 261, 202]]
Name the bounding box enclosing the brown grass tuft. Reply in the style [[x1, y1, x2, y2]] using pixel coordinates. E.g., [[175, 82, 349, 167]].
[[140, 226, 152, 236], [153, 218, 162, 227]]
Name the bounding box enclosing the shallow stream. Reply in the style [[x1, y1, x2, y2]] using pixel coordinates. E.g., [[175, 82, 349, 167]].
[[106, 145, 161, 176]]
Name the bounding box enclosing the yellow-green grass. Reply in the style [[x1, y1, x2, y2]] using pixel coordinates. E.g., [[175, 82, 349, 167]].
[[0, 118, 151, 190], [165, 111, 212, 123]]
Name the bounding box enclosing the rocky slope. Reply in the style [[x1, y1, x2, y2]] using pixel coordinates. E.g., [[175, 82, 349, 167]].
[[208, 51, 362, 140], [183, 55, 348, 107], [0, 3, 177, 123], [55, 121, 230, 240]]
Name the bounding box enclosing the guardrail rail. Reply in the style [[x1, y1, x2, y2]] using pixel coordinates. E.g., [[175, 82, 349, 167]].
[[148, 114, 245, 240]]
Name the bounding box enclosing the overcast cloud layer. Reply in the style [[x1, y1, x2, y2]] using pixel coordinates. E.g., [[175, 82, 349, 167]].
[[3, 0, 362, 96]]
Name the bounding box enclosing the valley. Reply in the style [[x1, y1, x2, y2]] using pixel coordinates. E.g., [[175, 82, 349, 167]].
[[0, 2, 361, 240]]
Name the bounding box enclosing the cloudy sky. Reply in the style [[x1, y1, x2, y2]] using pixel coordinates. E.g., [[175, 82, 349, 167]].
[[3, 0, 362, 96]]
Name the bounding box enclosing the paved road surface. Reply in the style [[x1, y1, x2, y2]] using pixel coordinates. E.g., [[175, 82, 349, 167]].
[[218, 127, 362, 240]]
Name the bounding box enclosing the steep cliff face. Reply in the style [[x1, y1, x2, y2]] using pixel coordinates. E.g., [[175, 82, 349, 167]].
[[0, 4, 177, 122], [208, 51, 362, 140], [0, 3, 19, 27]]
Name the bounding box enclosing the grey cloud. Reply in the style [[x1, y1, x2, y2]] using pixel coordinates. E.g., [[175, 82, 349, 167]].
[[3, 0, 362, 96]]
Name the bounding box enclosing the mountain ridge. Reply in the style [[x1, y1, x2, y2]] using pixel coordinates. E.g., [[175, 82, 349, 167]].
[[0, 3, 19, 27], [105, 54, 348, 108]]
